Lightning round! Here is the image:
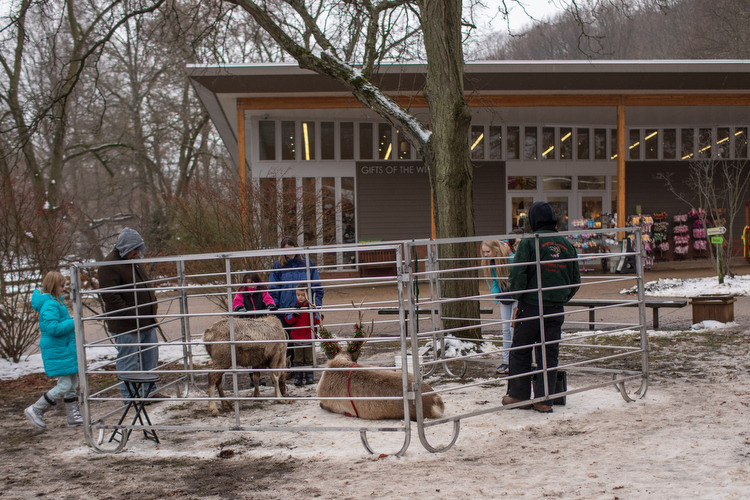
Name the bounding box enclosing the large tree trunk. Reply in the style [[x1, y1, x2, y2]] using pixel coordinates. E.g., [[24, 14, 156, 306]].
[[421, 0, 481, 339]]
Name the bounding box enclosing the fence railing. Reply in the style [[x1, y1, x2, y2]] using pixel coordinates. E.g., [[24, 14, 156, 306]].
[[70, 230, 646, 455]]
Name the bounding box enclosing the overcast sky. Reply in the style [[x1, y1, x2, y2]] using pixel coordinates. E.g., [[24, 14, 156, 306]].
[[477, 0, 567, 33]]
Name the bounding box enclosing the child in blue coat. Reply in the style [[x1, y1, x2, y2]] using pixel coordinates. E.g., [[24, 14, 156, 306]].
[[25, 271, 83, 429]]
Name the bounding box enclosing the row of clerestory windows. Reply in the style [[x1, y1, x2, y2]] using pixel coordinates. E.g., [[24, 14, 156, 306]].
[[257, 120, 749, 162]]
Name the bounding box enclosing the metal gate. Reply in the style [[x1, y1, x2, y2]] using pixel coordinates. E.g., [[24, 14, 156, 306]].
[[71, 230, 647, 455]]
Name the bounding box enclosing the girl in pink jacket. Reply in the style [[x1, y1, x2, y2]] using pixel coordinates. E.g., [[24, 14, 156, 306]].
[[232, 273, 276, 317]]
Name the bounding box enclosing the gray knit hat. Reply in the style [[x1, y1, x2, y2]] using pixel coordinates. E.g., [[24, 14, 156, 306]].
[[115, 227, 146, 258]]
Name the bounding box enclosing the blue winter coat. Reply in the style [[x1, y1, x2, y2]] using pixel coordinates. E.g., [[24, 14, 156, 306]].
[[31, 289, 78, 377], [268, 256, 324, 311]]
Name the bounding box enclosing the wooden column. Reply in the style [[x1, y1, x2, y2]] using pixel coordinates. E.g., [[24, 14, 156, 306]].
[[617, 102, 626, 234]]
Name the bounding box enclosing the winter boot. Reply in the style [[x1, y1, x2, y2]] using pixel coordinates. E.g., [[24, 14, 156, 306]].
[[294, 372, 303, 386], [25, 392, 56, 429], [64, 396, 84, 427], [305, 372, 315, 385]]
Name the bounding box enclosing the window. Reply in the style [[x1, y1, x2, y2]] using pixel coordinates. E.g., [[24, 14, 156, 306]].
[[507, 176, 537, 190], [507, 126, 520, 160], [578, 176, 605, 190], [281, 121, 296, 160], [489, 126, 502, 159], [511, 197, 533, 230], [321, 122, 335, 160], [258, 121, 276, 161], [663, 129, 676, 159], [302, 178, 317, 246], [644, 129, 658, 160], [397, 129, 411, 159], [736, 127, 748, 159], [559, 127, 572, 160], [340, 122, 354, 160], [378, 123, 392, 160], [359, 123, 373, 160], [698, 128, 712, 159], [542, 127, 555, 160], [524, 126, 537, 160], [717, 127, 730, 159], [610, 128, 618, 160], [543, 176, 571, 190], [301, 121, 315, 160], [470, 125, 484, 160], [281, 178, 297, 237], [547, 197, 569, 231], [594, 129, 607, 160], [260, 178, 278, 247], [341, 177, 356, 265], [581, 196, 602, 220], [629, 129, 641, 160], [611, 177, 618, 213], [322, 177, 336, 265], [681, 128, 694, 160], [577, 128, 590, 160]]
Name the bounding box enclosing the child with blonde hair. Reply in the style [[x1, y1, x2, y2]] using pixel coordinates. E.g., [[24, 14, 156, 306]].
[[25, 271, 83, 429]]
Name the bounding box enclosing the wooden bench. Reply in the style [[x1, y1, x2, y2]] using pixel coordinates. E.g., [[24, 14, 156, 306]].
[[378, 307, 494, 316], [566, 298, 688, 330], [358, 249, 398, 277]]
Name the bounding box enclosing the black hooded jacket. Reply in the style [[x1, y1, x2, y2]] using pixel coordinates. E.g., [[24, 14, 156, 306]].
[[509, 202, 581, 306]]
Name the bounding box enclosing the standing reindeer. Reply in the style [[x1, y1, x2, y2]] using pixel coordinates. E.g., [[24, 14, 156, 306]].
[[316, 309, 444, 421], [203, 316, 288, 417]]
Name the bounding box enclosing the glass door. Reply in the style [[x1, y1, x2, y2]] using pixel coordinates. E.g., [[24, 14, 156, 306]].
[[545, 196, 570, 231], [580, 195, 603, 221], [577, 176, 606, 227], [511, 196, 534, 231]]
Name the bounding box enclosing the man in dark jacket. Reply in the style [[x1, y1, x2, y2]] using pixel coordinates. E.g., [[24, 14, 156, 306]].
[[98, 228, 167, 400], [503, 202, 580, 413]]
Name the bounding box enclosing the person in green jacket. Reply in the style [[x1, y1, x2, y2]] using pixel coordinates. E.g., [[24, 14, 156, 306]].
[[502, 202, 580, 413]]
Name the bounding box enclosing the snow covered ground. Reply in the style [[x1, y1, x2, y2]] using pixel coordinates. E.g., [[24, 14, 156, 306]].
[[3, 274, 749, 499]]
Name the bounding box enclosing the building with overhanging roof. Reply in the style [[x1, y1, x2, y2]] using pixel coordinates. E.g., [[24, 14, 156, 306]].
[[188, 60, 750, 268]]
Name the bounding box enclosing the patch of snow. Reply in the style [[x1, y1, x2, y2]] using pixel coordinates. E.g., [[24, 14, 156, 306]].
[[621, 274, 750, 297], [691, 320, 736, 331]]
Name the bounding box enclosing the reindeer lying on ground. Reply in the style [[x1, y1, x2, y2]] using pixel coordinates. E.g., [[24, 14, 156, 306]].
[[203, 316, 288, 417], [316, 311, 444, 421]]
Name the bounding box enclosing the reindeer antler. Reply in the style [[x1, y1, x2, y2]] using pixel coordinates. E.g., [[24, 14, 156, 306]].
[[346, 298, 374, 357], [318, 327, 340, 358]]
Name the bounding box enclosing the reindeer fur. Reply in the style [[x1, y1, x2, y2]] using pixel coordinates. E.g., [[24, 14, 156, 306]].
[[316, 354, 444, 421], [203, 316, 288, 416]]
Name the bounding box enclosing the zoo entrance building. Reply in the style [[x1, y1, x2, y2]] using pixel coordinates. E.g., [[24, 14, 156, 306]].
[[188, 60, 750, 270]]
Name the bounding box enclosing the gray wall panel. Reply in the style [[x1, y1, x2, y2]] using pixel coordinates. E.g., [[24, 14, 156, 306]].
[[355, 161, 506, 241]]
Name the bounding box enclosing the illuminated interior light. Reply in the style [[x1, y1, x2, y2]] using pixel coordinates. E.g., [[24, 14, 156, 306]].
[[561, 132, 571, 142], [385, 143, 392, 160], [629, 141, 640, 150], [681, 153, 694, 160], [645, 131, 658, 140], [611, 154, 618, 159], [699, 144, 711, 152], [717, 137, 729, 144], [303, 123, 310, 160], [736, 130, 745, 136], [543, 146, 555, 156], [471, 133, 484, 151]]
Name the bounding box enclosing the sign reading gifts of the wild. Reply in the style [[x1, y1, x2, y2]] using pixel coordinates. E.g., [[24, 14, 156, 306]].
[[355, 161, 505, 241]]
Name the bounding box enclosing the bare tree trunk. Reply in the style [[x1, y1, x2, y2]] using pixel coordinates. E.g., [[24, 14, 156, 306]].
[[421, 0, 480, 338]]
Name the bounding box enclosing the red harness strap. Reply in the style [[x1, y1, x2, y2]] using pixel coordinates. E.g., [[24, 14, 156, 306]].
[[344, 363, 359, 418]]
